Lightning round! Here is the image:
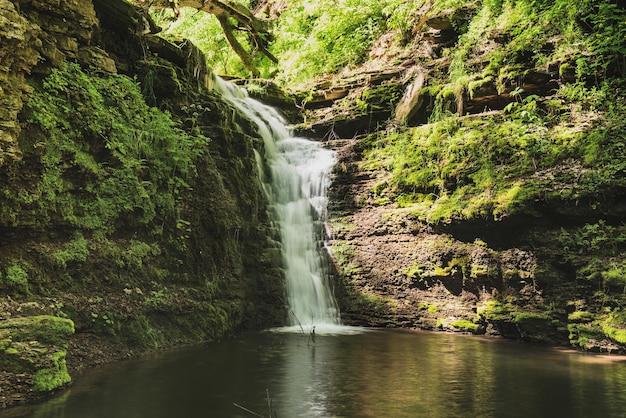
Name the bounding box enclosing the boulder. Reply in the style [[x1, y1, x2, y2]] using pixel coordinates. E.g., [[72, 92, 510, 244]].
[[0, 315, 74, 405]]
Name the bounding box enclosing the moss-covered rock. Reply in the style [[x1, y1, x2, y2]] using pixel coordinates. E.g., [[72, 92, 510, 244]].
[[32, 350, 72, 392], [0, 315, 74, 346], [0, 315, 74, 396]]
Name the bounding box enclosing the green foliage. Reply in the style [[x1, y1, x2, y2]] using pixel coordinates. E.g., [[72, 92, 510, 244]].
[[577, 3, 626, 79], [121, 240, 161, 270], [152, 7, 253, 77], [568, 323, 604, 348], [90, 311, 119, 336], [558, 221, 626, 256], [272, 0, 397, 86], [602, 324, 626, 345], [0, 316, 74, 346], [363, 76, 626, 223], [53, 231, 89, 268], [383, 0, 425, 42], [144, 289, 167, 310], [153, 0, 416, 85], [416, 301, 438, 314], [5, 262, 28, 287], [119, 314, 161, 349], [3, 261, 29, 294], [426, 0, 624, 116], [568, 310, 594, 323], [20, 62, 205, 237]]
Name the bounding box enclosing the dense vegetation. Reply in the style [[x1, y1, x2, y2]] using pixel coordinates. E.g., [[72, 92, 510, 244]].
[[153, 0, 424, 86], [154, 0, 625, 87], [2, 0, 626, 404]]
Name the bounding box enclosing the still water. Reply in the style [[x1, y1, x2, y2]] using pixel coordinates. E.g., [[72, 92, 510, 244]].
[[4, 328, 626, 418]]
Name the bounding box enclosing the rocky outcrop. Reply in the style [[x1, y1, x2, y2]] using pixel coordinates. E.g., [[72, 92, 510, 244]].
[[294, 68, 405, 138], [0, 315, 74, 406], [320, 4, 626, 354], [0, 0, 41, 166], [394, 67, 425, 124]]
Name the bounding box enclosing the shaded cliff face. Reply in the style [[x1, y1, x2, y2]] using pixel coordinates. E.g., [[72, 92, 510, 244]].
[[0, 0, 284, 407]]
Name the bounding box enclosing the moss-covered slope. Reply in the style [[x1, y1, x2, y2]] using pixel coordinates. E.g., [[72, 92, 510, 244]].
[[0, 0, 284, 406], [311, 0, 626, 353]]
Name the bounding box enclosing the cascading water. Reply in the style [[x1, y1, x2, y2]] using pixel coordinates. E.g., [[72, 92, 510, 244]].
[[212, 77, 340, 328]]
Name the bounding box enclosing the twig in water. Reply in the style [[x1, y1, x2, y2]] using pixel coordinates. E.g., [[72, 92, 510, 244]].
[[233, 403, 264, 418], [266, 389, 274, 418], [288, 308, 306, 335], [233, 388, 277, 418]]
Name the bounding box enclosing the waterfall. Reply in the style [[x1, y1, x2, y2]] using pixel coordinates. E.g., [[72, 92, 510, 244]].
[[212, 77, 340, 328]]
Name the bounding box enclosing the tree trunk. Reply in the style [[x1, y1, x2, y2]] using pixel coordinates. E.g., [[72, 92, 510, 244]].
[[217, 15, 258, 77]]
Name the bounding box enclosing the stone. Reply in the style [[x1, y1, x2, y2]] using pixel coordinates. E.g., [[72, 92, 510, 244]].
[[394, 67, 426, 124], [77, 46, 117, 73], [0, 315, 75, 346], [0, 316, 74, 394], [55, 35, 79, 54], [0, 0, 42, 166]]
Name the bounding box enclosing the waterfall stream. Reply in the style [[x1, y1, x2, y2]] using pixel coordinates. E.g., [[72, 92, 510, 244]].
[[213, 77, 340, 329]]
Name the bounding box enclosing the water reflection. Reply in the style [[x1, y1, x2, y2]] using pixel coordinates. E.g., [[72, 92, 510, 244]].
[[3, 329, 626, 418]]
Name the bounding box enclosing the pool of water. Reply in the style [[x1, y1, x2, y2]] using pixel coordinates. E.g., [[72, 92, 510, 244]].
[[3, 328, 626, 418]]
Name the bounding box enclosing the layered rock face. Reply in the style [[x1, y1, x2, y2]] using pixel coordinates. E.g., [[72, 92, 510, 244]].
[[0, 0, 40, 165], [308, 4, 626, 353]]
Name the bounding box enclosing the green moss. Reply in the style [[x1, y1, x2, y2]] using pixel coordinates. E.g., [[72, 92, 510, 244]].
[[0, 316, 74, 347], [362, 77, 626, 224], [479, 299, 509, 321], [568, 311, 595, 323], [0, 341, 37, 374], [404, 263, 424, 279], [0, 340, 10, 351], [360, 83, 403, 112], [14, 62, 207, 238], [344, 290, 396, 317], [32, 350, 71, 392], [4, 347, 19, 355], [451, 319, 480, 333], [52, 231, 89, 268], [3, 261, 30, 295], [416, 302, 438, 314], [602, 325, 626, 345], [568, 323, 604, 348], [510, 311, 553, 323]]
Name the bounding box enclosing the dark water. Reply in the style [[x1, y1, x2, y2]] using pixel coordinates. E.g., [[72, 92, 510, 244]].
[[4, 328, 626, 418]]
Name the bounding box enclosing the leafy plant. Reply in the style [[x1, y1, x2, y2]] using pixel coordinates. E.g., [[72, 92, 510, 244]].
[[53, 231, 89, 268], [5, 262, 28, 289]]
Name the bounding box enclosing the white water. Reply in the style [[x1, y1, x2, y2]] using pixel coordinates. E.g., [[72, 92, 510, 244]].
[[213, 77, 340, 328]]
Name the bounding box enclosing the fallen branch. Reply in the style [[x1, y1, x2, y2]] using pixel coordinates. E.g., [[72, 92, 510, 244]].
[[233, 403, 264, 418]]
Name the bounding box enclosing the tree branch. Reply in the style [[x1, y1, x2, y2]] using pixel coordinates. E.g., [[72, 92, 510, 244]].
[[137, 0, 276, 75]]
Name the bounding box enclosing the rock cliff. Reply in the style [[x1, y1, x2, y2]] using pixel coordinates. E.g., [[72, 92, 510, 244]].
[[0, 0, 284, 407], [301, 3, 626, 354]]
